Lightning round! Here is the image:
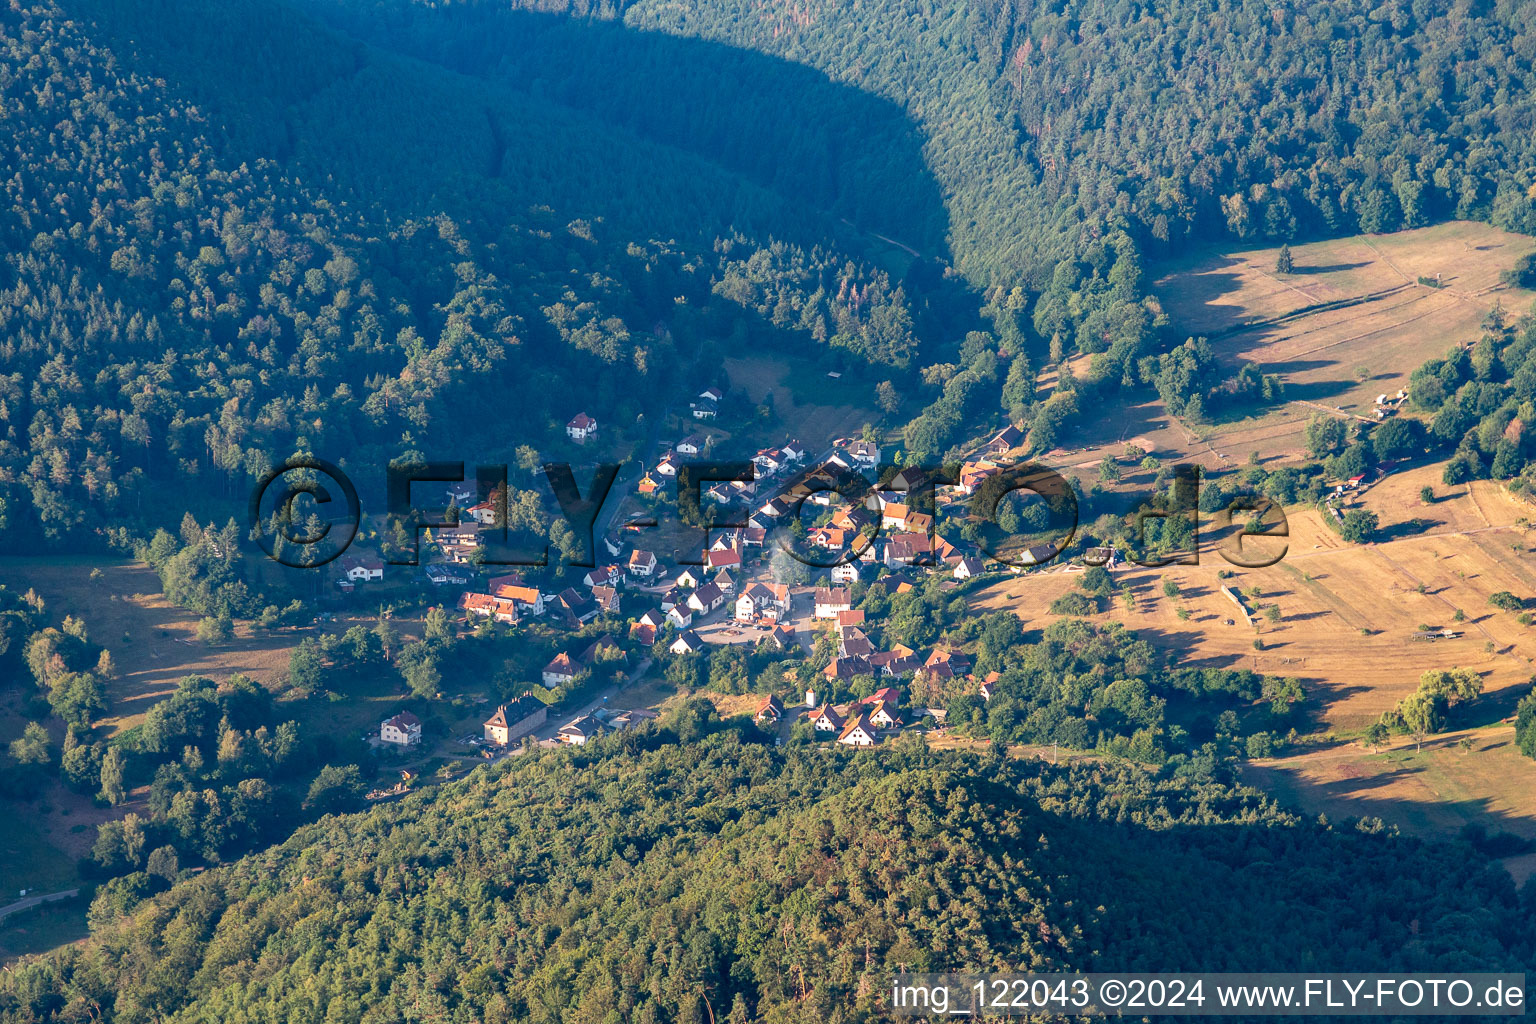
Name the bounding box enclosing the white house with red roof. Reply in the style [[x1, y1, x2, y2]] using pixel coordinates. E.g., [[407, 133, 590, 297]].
[[566, 412, 597, 442]]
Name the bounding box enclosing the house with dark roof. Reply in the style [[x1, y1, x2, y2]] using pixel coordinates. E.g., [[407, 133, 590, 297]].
[[483, 694, 547, 746]]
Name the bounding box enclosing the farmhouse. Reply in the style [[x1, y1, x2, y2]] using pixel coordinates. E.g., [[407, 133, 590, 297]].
[[379, 711, 422, 747], [483, 694, 547, 746], [983, 424, 1023, 455], [824, 655, 872, 680], [666, 604, 694, 629], [552, 587, 600, 627]]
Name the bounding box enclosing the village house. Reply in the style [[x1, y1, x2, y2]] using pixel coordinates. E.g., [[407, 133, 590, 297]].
[[770, 623, 798, 650], [431, 523, 483, 564], [559, 715, 600, 745], [339, 555, 385, 584], [459, 592, 519, 625], [824, 655, 872, 681], [706, 547, 743, 572], [831, 561, 862, 585], [1018, 542, 1059, 566], [566, 412, 597, 442], [978, 672, 998, 701], [463, 500, 499, 525], [957, 461, 1001, 496], [868, 701, 903, 730], [660, 587, 687, 613], [983, 424, 1023, 456], [757, 496, 792, 519], [712, 569, 737, 595], [578, 634, 626, 668], [675, 567, 706, 589], [756, 693, 785, 724], [669, 629, 705, 654], [839, 628, 875, 659], [809, 704, 845, 733], [424, 563, 472, 586], [870, 649, 920, 677], [844, 439, 881, 468], [922, 648, 972, 679], [379, 711, 422, 747], [483, 694, 547, 746], [752, 449, 784, 476], [835, 609, 866, 633], [666, 603, 694, 629], [837, 712, 879, 747], [628, 549, 660, 580], [590, 585, 621, 615], [735, 581, 790, 622], [637, 471, 663, 495], [676, 434, 707, 456], [583, 565, 625, 589], [953, 556, 985, 580], [860, 686, 903, 709], [884, 532, 933, 567], [687, 581, 726, 616], [691, 397, 718, 420], [814, 587, 852, 618], [552, 587, 599, 627], [630, 608, 666, 645], [488, 577, 544, 616], [542, 652, 580, 688], [654, 452, 680, 477]]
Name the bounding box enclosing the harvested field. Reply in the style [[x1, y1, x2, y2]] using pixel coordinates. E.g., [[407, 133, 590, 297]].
[[1147, 221, 1536, 467]]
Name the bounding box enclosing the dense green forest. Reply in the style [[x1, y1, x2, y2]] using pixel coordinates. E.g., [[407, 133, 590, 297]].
[[2, 725, 1531, 1023], [8, 0, 1536, 549]]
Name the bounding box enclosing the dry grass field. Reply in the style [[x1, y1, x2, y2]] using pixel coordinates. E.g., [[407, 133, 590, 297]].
[[1150, 221, 1536, 468], [0, 556, 302, 736], [969, 464, 1536, 855]]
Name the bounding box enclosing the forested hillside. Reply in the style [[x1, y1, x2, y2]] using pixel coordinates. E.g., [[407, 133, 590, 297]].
[[299, 0, 1536, 289], [2, 725, 1530, 1022], [0, 0, 940, 555]]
